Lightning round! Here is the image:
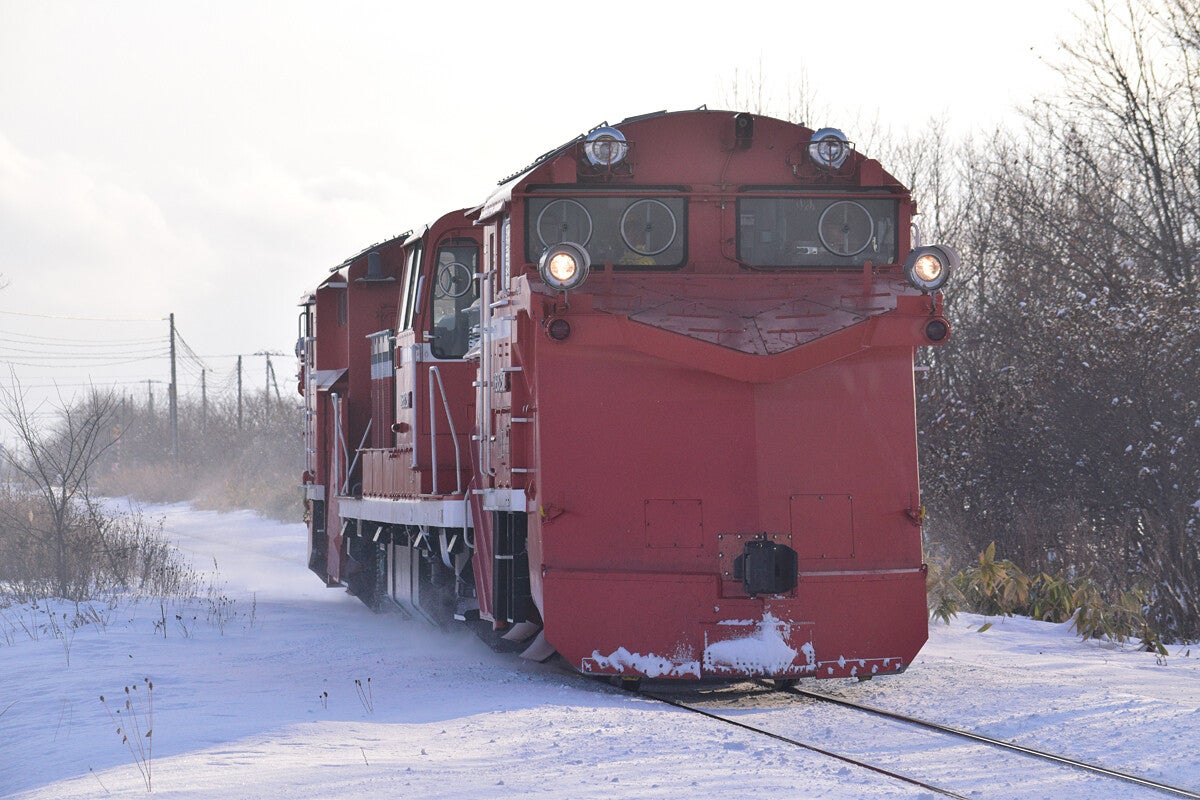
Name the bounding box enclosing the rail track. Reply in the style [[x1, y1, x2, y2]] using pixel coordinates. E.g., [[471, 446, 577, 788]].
[[638, 686, 970, 799], [631, 681, 1200, 800]]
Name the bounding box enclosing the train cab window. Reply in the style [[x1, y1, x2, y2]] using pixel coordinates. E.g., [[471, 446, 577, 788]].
[[399, 242, 424, 331], [737, 196, 898, 268], [526, 195, 686, 268], [430, 240, 480, 359], [500, 216, 511, 292]]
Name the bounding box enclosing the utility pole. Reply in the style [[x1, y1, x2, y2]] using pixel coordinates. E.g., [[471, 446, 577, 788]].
[[169, 313, 179, 461], [201, 368, 207, 436], [147, 379, 154, 417], [237, 355, 243, 430], [254, 351, 285, 420]]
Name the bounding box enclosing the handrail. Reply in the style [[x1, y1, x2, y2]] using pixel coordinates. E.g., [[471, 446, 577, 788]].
[[301, 335, 316, 477], [330, 392, 342, 496], [479, 271, 496, 477], [408, 343, 420, 470], [342, 419, 372, 496], [428, 366, 463, 496]]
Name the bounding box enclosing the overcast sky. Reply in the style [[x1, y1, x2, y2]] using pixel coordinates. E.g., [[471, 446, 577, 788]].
[[0, 0, 1084, 420]]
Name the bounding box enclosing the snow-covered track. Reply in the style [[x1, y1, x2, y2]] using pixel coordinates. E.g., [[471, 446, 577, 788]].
[[638, 688, 970, 799], [779, 684, 1200, 800]]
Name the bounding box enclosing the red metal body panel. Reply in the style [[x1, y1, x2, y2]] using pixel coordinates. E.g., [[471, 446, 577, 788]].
[[310, 278, 346, 491], [300, 110, 951, 681], [479, 111, 940, 678], [340, 247, 401, 490], [523, 332, 927, 676], [504, 276, 930, 677], [303, 237, 406, 582], [365, 213, 480, 499]]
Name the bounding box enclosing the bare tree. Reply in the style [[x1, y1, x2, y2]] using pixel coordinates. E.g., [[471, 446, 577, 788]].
[[90, 390, 304, 521], [1044, 0, 1199, 289], [917, 0, 1200, 638], [717, 58, 825, 126], [1, 378, 121, 597]]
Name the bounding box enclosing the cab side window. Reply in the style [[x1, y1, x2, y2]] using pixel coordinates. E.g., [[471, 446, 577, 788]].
[[430, 239, 479, 359], [399, 242, 424, 332]]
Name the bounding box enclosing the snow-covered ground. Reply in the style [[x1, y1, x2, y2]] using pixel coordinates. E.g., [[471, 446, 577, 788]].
[[2, 502, 1198, 799]]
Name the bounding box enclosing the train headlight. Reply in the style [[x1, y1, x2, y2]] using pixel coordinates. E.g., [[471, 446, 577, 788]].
[[583, 126, 628, 167], [913, 254, 944, 283], [903, 245, 959, 292], [538, 242, 591, 292], [808, 127, 850, 170]]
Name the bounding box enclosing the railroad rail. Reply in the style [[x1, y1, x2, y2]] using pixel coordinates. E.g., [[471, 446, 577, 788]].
[[779, 684, 1200, 800], [630, 682, 1200, 800], [640, 688, 969, 799]]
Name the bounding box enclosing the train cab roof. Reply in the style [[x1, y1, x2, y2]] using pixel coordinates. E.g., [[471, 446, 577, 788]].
[[472, 108, 899, 222], [316, 270, 347, 290], [329, 231, 410, 273], [334, 210, 478, 270], [474, 113, 661, 220], [310, 367, 347, 392]]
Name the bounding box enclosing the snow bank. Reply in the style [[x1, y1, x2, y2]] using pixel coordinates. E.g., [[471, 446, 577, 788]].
[[2, 502, 1198, 799]]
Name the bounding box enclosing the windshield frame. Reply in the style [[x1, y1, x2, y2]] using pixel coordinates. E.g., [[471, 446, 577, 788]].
[[523, 188, 689, 271], [735, 189, 901, 270]]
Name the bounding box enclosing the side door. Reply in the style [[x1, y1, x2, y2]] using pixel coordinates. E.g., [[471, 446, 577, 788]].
[[419, 233, 481, 495]]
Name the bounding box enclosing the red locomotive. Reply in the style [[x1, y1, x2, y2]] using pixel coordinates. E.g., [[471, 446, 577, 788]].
[[297, 109, 956, 682]]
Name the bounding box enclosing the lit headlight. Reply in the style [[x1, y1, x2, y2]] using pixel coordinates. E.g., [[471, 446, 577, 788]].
[[808, 127, 850, 170], [538, 242, 591, 291], [903, 245, 960, 292], [583, 126, 628, 167]]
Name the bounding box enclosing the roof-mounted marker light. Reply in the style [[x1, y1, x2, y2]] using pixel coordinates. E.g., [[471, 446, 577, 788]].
[[538, 242, 591, 292], [903, 245, 960, 292], [733, 113, 754, 150], [808, 127, 851, 170], [583, 126, 628, 167]]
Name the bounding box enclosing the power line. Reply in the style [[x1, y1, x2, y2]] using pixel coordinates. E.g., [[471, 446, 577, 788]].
[[0, 378, 167, 390], [192, 352, 286, 359], [0, 309, 161, 323], [0, 355, 167, 368], [0, 330, 162, 347], [174, 326, 209, 367], [0, 345, 168, 358], [0, 309, 292, 422]]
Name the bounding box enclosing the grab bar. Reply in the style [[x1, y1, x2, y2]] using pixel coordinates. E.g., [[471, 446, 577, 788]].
[[428, 365, 463, 496]]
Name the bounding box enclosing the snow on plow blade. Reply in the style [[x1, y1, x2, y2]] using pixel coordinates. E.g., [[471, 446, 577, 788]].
[[702, 614, 816, 678]]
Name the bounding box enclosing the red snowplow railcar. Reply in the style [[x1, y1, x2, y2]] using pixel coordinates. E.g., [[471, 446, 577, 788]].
[[298, 109, 957, 682]]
